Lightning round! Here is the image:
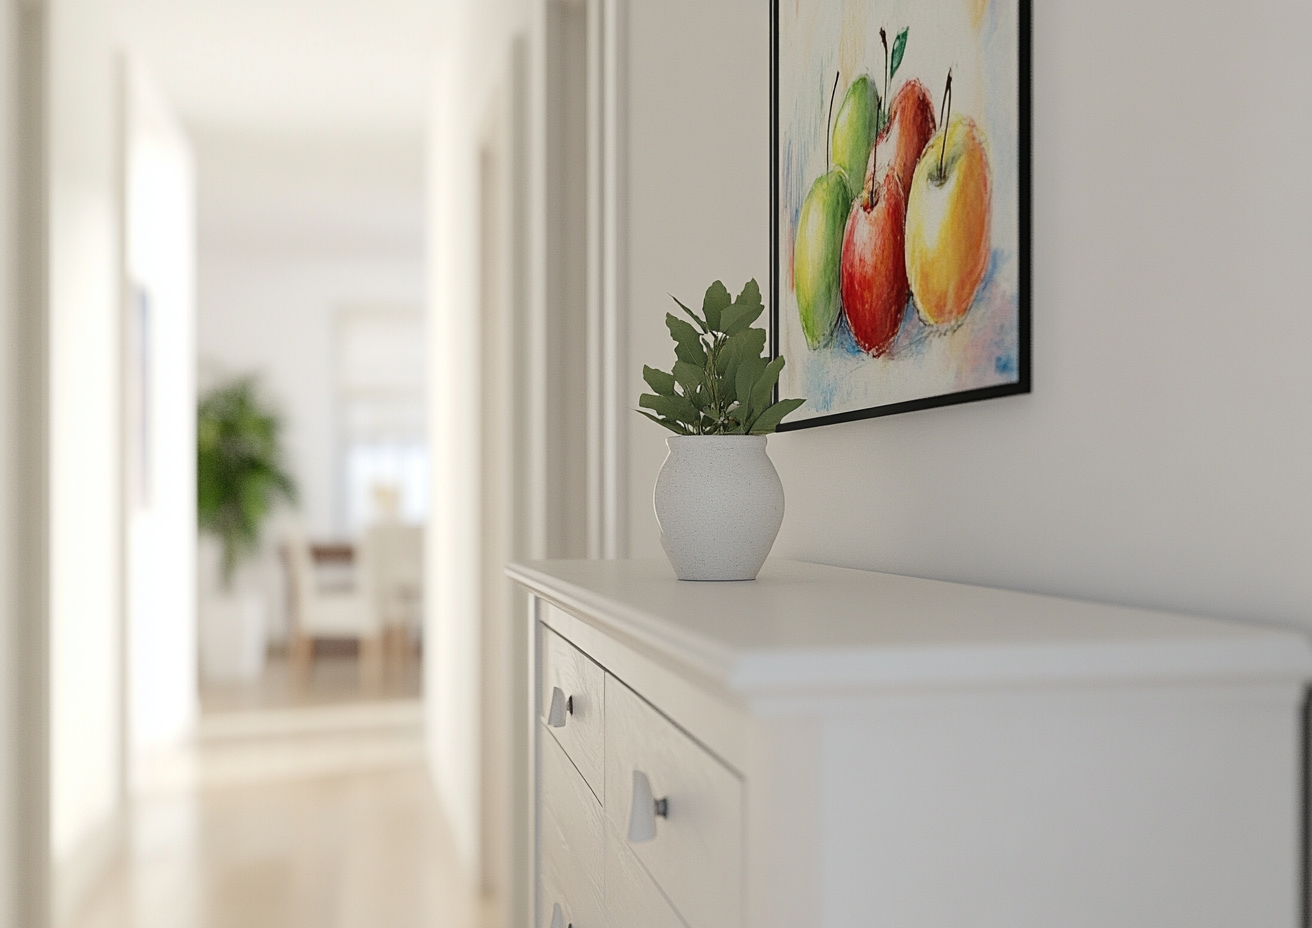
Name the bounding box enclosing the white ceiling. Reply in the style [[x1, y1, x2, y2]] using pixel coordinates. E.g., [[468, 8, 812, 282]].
[[193, 128, 426, 259], [115, 0, 441, 258], [118, 0, 446, 135]]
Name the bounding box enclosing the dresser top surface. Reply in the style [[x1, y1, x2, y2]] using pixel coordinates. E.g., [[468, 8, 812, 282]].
[[508, 559, 1312, 696]]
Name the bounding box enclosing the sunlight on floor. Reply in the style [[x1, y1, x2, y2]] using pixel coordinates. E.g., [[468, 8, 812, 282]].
[[67, 655, 485, 928]]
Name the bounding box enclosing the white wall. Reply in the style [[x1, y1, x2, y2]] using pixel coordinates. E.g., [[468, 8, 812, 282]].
[[621, 0, 1312, 632], [123, 59, 198, 775], [623, 0, 769, 562], [0, 2, 39, 925], [48, 0, 124, 888], [427, 0, 526, 890]]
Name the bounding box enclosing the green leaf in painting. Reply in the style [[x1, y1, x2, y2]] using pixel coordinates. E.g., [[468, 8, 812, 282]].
[[642, 365, 677, 396], [890, 28, 908, 81], [701, 281, 732, 332], [747, 398, 805, 434]]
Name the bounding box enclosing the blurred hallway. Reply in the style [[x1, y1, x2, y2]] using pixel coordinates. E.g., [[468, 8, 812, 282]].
[[0, 2, 532, 925]]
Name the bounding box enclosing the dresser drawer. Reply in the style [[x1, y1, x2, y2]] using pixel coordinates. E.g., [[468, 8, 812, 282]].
[[539, 725, 604, 928], [605, 827, 687, 928], [541, 626, 605, 800], [604, 675, 743, 928]]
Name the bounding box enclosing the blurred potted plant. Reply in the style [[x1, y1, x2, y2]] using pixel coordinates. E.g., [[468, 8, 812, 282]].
[[637, 278, 805, 581], [197, 376, 297, 681]]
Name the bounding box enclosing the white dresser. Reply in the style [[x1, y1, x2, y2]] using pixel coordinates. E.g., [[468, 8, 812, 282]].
[[507, 558, 1312, 928]]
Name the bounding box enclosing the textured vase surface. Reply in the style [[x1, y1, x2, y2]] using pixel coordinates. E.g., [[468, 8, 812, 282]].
[[653, 434, 785, 581]]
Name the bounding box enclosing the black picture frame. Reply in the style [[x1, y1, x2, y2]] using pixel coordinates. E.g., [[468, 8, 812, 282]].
[[771, 0, 1032, 430]]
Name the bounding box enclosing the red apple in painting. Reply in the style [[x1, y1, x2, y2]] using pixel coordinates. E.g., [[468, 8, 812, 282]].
[[840, 168, 909, 356], [876, 80, 937, 199]]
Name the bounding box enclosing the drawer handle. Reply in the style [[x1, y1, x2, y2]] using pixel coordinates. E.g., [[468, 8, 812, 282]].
[[547, 686, 573, 728], [550, 902, 572, 928], [627, 770, 669, 843]]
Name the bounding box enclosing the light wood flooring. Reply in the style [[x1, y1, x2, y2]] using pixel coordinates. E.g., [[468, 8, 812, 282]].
[[201, 648, 423, 713], [67, 655, 484, 928]]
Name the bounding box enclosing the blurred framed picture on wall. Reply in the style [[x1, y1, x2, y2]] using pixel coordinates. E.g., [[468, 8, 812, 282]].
[[771, 0, 1031, 428]]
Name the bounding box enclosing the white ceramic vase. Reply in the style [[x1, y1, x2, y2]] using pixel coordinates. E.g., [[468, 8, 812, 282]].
[[653, 434, 785, 581], [200, 592, 268, 683]]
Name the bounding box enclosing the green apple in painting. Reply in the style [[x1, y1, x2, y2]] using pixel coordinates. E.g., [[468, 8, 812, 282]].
[[905, 114, 992, 326], [831, 75, 879, 200], [793, 169, 850, 349]]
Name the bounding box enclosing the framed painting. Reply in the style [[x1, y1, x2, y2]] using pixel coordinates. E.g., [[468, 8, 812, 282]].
[[771, 0, 1030, 428]]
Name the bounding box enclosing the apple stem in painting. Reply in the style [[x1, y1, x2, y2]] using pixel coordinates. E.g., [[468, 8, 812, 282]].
[[826, 71, 840, 173], [880, 28, 889, 127], [866, 114, 878, 209], [935, 70, 953, 185]]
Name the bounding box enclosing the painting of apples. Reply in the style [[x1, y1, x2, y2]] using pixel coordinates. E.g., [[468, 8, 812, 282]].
[[773, 0, 1030, 427]]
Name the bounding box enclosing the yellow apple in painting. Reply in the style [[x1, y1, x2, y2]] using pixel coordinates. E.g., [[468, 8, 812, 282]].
[[904, 115, 992, 326]]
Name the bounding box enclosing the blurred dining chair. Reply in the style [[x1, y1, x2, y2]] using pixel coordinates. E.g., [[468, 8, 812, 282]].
[[283, 529, 383, 688]]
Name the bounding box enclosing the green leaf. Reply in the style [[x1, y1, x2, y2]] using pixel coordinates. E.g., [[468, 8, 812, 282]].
[[724, 326, 767, 363], [197, 376, 298, 587], [749, 356, 785, 417], [670, 294, 708, 333], [635, 409, 690, 435], [719, 279, 764, 333], [735, 278, 763, 311], [747, 398, 805, 434], [650, 278, 805, 434], [643, 365, 677, 396], [701, 281, 732, 332], [890, 28, 908, 81], [671, 360, 704, 395], [665, 313, 707, 366], [716, 327, 767, 397], [734, 356, 766, 419], [719, 302, 764, 336], [639, 392, 698, 425]]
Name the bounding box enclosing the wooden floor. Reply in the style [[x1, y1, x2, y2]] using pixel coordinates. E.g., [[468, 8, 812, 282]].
[[201, 647, 423, 714], [67, 654, 484, 928]]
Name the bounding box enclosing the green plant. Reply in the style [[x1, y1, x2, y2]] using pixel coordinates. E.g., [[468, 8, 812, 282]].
[[638, 279, 805, 435], [197, 377, 298, 587]]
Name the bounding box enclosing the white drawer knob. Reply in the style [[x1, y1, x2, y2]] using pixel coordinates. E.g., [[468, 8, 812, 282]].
[[627, 770, 669, 843], [550, 902, 571, 928], [547, 686, 573, 728]]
